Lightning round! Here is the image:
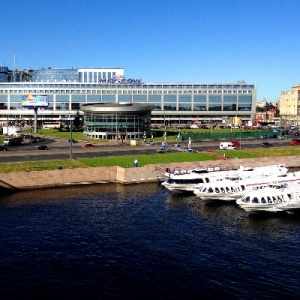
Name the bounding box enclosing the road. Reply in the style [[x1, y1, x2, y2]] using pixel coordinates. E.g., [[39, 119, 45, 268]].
[[0, 137, 292, 163]]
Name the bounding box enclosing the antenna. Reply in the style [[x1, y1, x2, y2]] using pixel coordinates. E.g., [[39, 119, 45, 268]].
[[14, 52, 17, 71]]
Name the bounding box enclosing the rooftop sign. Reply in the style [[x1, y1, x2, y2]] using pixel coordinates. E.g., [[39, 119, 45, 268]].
[[99, 78, 142, 84]]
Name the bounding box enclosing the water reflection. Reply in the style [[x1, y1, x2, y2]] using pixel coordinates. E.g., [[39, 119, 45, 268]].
[[164, 191, 300, 240], [0, 182, 160, 206]]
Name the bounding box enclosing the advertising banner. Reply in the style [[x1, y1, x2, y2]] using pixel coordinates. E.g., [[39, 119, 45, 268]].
[[22, 94, 49, 107]]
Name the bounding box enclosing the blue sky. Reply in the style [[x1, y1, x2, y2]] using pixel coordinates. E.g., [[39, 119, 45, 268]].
[[1, 0, 300, 102]]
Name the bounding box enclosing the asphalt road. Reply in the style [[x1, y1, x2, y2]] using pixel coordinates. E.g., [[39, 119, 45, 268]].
[[0, 136, 292, 163]]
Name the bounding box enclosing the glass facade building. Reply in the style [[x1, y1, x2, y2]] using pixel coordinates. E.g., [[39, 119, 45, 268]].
[[0, 67, 256, 128]]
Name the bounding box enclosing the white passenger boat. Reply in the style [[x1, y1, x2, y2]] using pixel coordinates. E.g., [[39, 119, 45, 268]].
[[193, 171, 300, 202], [160, 164, 288, 193], [193, 179, 247, 201], [236, 186, 300, 213]]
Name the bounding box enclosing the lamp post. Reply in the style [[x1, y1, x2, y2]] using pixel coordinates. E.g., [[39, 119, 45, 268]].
[[70, 118, 73, 159]]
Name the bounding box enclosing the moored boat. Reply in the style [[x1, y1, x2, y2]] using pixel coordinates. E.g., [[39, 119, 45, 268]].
[[236, 186, 300, 213], [160, 164, 288, 194], [193, 171, 300, 202]]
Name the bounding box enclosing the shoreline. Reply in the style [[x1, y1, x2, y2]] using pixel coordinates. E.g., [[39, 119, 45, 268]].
[[0, 155, 299, 194]]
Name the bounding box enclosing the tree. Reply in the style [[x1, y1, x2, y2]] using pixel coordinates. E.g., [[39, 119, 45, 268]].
[[73, 111, 83, 131]]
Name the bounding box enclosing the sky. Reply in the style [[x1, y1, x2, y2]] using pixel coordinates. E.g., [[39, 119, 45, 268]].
[[1, 0, 300, 102]]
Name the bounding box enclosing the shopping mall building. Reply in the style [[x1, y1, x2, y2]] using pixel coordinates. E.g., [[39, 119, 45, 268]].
[[0, 66, 256, 139]]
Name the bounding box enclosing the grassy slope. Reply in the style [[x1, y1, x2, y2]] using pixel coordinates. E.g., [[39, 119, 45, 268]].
[[0, 129, 299, 173]]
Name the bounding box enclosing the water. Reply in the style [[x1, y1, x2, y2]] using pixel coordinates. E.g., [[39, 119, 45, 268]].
[[1, 183, 300, 299]]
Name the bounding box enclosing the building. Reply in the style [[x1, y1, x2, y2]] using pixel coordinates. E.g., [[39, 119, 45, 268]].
[[279, 84, 300, 126], [82, 102, 153, 140], [0, 66, 257, 137]]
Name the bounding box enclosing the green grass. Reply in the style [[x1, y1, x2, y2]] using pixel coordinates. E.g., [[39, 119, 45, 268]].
[[1, 128, 300, 173], [0, 146, 299, 173]]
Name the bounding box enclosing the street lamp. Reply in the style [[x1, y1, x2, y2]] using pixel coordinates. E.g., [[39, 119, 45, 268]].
[[70, 117, 73, 159]]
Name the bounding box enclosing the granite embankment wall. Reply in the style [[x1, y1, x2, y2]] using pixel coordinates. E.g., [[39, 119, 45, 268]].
[[0, 155, 299, 193]]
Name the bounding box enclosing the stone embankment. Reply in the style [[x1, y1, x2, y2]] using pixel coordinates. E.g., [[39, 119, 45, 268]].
[[0, 155, 299, 193]]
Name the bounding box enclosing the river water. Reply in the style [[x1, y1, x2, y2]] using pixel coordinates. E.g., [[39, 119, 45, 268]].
[[0, 182, 300, 299]]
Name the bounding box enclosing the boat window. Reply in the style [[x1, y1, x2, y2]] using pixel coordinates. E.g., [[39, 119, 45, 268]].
[[244, 196, 250, 203], [208, 188, 213, 193], [241, 185, 245, 191], [252, 197, 259, 203], [231, 187, 235, 192], [267, 197, 272, 203], [215, 188, 220, 193], [261, 197, 266, 203], [221, 188, 225, 193], [226, 187, 230, 192]]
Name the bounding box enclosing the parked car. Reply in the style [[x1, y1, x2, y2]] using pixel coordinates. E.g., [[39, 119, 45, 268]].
[[261, 142, 273, 147], [68, 139, 78, 143], [156, 147, 170, 154], [82, 143, 95, 148], [36, 145, 48, 150], [290, 140, 300, 146], [0, 145, 8, 151]]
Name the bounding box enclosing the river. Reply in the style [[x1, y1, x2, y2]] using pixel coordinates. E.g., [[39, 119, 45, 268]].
[[0, 182, 299, 299]]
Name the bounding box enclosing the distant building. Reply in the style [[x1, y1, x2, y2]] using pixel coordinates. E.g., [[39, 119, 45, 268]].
[[279, 84, 300, 126]]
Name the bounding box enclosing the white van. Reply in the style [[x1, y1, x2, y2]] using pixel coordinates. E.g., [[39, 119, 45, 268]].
[[219, 142, 236, 150]]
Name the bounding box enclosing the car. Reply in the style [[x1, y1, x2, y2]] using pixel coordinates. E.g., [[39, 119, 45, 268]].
[[261, 142, 273, 147], [0, 145, 8, 151], [36, 145, 48, 150], [68, 139, 78, 143], [231, 140, 240, 147], [290, 140, 300, 146], [156, 147, 170, 153], [82, 143, 95, 148], [260, 135, 269, 139]]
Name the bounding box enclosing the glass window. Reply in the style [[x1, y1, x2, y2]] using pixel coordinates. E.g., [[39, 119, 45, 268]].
[[179, 95, 191, 103], [223, 103, 237, 111], [179, 103, 192, 111], [56, 103, 69, 110], [238, 95, 252, 103], [152, 104, 162, 110], [71, 95, 85, 102], [118, 95, 132, 102], [56, 95, 69, 102], [208, 103, 222, 111], [87, 95, 100, 102], [10, 95, 21, 101], [194, 103, 207, 111], [102, 95, 116, 102], [149, 95, 162, 103], [209, 95, 221, 103], [238, 103, 251, 111], [194, 95, 207, 103], [133, 95, 147, 102], [9, 102, 22, 109], [224, 95, 237, 103], [164, 95, 176, 102], [163, 104, 176, 111]]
